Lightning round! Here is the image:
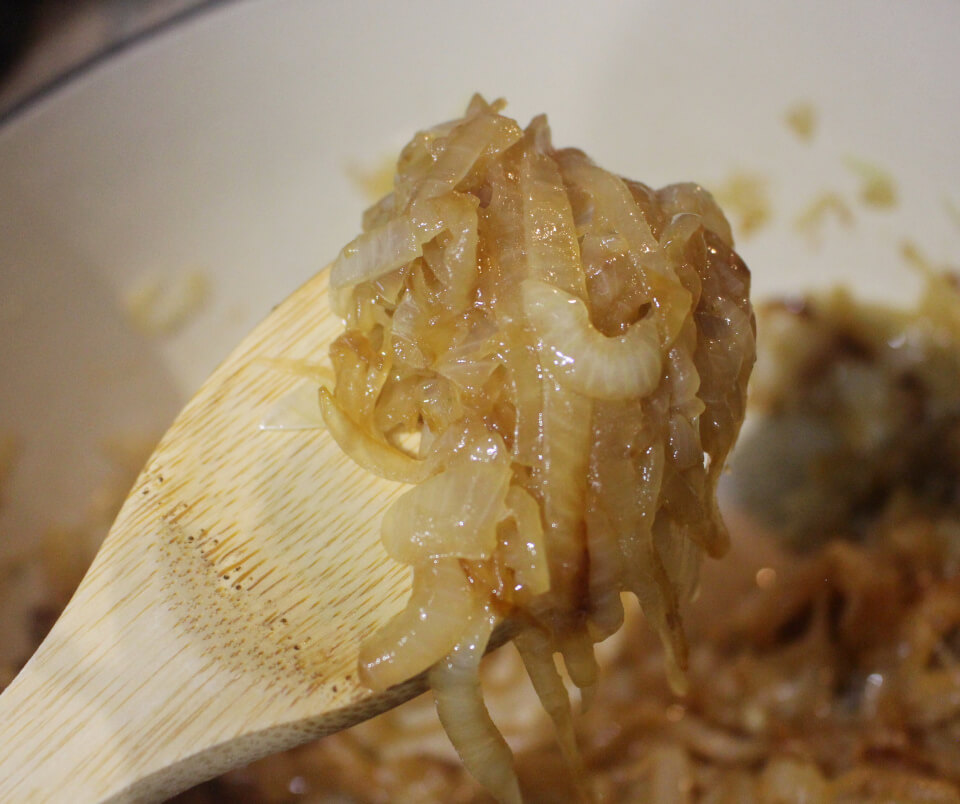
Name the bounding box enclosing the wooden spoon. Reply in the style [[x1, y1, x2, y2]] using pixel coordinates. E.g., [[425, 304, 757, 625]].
[[0, 269, 429, 802]]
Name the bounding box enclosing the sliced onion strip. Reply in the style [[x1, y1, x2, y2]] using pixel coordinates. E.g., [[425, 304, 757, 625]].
[[500, 485, 550, 596], [381, 460, 511, 563], [514, 628, 589, 795], [522, 279, 662, 401], [413, 105, 522, 203], [430, 606, 522, 804], [359, 559, 479, 691], [330, 194, 479, 298], [556, 150, 693, 345], [536, 379, 592, 602], [318, 387, 434, 484], [520, 118, 587, 300]]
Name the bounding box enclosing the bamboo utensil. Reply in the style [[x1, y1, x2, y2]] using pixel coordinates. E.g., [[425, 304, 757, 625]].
[[0, 269, 425, 802]]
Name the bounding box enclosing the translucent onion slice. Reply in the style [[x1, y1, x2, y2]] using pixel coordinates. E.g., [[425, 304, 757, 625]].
[[389, 290, 432, 369], [668, 411, 703, 469], [520, 117, 587, 300], [555, 151, 693, 345], [558, 626, 599, 709], [331, 210, 442, 290], [657, 182, 734, 248], [659, 210, 707, 265], [330, 195, 478, 295], [380, 460, 511, 563], [534, 377, 592, 609], [359, 558, 479, 691], [522, 279, 662, 401], [499, 329, 543, 468], [318, 387, 434, 484], [500, 486, 550, 596], [610, 440, 691, 691], [644, 520, 690, 695], [584, 506, 625, 639], [413, 103, 522, 203], [430, 606, 522, 804], [433, 313, 501, 393], [481, 157, 527, 322], [419, 196, 480, 310], [514, 628, 589, 796], [664, 342, 702, 409], [259, 382, 327, 431], [654, 512, 702, 610]]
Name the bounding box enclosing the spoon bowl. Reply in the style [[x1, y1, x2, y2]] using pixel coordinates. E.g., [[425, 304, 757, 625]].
[[0, 269, 423, 802]]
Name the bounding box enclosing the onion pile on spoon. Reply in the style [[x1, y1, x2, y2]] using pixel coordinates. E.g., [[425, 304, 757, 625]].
[[323, 95, 756, 802]]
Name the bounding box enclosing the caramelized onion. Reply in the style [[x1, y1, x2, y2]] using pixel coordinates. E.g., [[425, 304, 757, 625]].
[[500, 486, 549, 596], [359, 558, 479, 691], [522, 279, 662, 400], [318, 388, 434, 484], [381, 458, 511, 563], [321, 96, 755, 801], [430, 606, 523, 804]]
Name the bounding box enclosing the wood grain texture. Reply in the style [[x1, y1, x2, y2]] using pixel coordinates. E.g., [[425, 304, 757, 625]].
[[0, 269, 423, 802]]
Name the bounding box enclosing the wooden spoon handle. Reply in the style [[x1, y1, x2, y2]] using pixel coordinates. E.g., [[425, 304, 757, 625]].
[[0, 526, 255, 801], [0, 270, 422, 801], [0, 546, 426, 802]]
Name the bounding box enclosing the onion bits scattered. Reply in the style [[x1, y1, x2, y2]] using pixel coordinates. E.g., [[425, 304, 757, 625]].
[[323, 96, 756, 802]]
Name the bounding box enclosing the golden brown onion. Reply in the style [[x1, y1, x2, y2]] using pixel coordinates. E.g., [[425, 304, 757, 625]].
[[323, 95, 756, 801]]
